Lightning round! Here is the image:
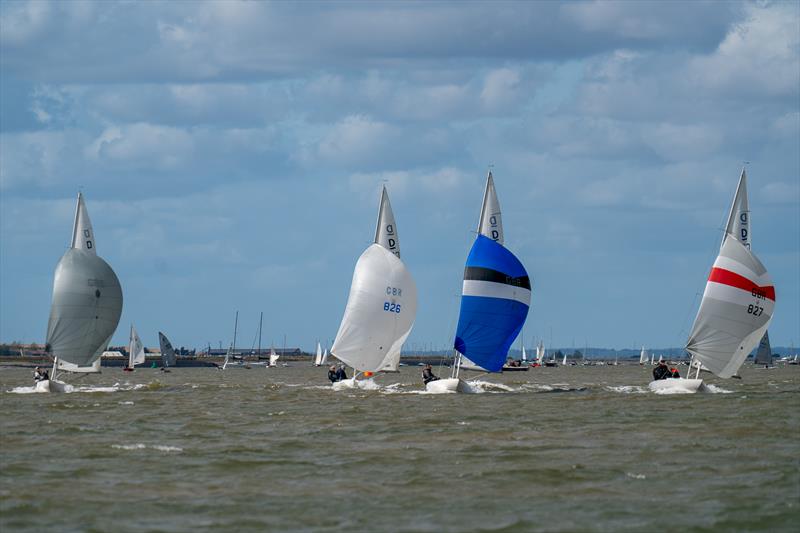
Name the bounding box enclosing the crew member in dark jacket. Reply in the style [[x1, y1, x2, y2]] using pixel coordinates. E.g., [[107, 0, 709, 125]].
[[652, 361, 671, 381], [335, 365, 348, 381], [422, 364, 439, 384], [328, 365, 339, 383]]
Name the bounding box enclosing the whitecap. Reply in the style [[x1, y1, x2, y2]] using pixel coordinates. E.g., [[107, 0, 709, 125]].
[[626, 472, 646, 480], [703, 384, 733, 394], [606, 385, 648, 394]]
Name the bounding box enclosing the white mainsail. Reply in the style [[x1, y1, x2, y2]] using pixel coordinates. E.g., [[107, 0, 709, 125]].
[[562, 352, 567, 366], [332, 187, 417, 373], [477, 171, 503, 244], [314, 342, 323, 366], [129, 324, 145, 368], [536, 341, 545, 365], [46, 193, 123, 373], [521, 346, 527, 362], [269, 348, 280, 367], [321, 348, 328, 365], [639, 346, 649, 365], [686, 236, 775, 379], [159, 331, 177, 367]]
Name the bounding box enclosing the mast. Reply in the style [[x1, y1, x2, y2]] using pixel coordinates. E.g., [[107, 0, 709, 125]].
[[258, 312, 263, 357], [232, 311, 238, 356]]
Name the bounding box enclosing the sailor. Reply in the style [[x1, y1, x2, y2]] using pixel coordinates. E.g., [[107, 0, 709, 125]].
[[328, 365, 339, 383], [335, 365, 348, 381], [669, 367, 681, 378], [652, 360, 671, 381], [33, 367, 45, 382], [422, 364, 439, 384]]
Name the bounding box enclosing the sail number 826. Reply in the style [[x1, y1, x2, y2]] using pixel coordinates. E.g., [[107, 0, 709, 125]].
[[747, 304, 764, 317], [384, 302, 402, 313]]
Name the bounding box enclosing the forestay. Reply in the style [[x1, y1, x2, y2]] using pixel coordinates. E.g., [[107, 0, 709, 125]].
[[159, 332, 177, 367], [46, 193, 123, 369], [686, 236, 775, 378]]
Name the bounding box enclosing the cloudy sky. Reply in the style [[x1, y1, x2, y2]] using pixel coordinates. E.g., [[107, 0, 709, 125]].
[[1, 0, 798, 353]]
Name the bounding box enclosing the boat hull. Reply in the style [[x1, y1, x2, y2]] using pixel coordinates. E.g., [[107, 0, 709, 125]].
[[34, 379, 68, 393], [425, 378, 475, 394], [648, 378, 703, 394]]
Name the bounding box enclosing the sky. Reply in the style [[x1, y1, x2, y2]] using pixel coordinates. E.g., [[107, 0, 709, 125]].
[[1, 0, 798, 354]]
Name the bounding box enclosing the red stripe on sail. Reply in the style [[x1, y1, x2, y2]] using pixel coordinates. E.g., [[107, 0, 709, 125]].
[[708, 268, 775, 301]]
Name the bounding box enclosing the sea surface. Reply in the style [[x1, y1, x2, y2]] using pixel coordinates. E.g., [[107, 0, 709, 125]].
[[1, 363, 798, 532]]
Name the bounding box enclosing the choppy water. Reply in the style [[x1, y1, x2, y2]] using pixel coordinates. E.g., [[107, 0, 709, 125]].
[[1, 363, 798, 532]]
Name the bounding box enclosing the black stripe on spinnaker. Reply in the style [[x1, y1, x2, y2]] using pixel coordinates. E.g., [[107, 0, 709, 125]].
[[463, 266, 531, 290]]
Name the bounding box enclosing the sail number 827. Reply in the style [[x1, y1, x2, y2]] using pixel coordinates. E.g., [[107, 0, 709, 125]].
[[747, 304, 764, 317], [384, 302, 402, 313]]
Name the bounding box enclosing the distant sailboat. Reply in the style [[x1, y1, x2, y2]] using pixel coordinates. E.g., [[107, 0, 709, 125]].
[[40, 193, 123, 392], [125, 325, 145, 371], [159, 331, 177, 369], [429, 171, 531, 392], [314, 341, 323, 366], [651, 170, 776, 392], [639, 346, 649, 365], [269, 348, 280, 367], [321, 348, 329, 365], [331, 186, 417, 387], [753, 331, 773, 368], [535, 341, 545, 366], [221, 311, 238, 371], [521, 346, 528, 363]]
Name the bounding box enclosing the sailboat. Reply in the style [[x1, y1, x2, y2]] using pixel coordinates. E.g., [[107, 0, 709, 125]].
[[268, 348, 280, 367], [159, 331, 177, 370], [38, 193, 123, 392], [331, 186, 417, 388], [639, 346, 649, 365], [320, 348, 329, 365], [534, 340, 545, 367], [521, 345, 528, 363], [314, 341, 323, 366], [220, 311, 238, 371], [561, 351, 567, 366], [650, 170, 776, 392], [124, 325, 145, 371], [428, 171, 531, 392], [753, 331, 774, 368]]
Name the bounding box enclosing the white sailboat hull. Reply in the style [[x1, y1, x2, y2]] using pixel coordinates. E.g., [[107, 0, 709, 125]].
[[648, 378, 704, 394], [425, 378, 475, 394], [34, 379, 68, 393]]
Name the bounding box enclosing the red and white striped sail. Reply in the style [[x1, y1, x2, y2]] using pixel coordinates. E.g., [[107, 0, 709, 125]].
[[686, 236, 775, 378]]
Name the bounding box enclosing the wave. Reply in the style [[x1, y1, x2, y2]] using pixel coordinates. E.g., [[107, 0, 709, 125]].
[[111, 443, 183, 452], [606, 385, 648, 394]]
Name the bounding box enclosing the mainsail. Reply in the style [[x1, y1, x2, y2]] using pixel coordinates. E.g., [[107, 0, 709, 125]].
[[314, 342, 323, 366], [269, 348, 280, 367], [159, 331, 177, 367], [639, 346, 649, 364], [46, 193, 123, 370], [129, 324, 145, 368], [332, 187, 417, 373], [754, 331, 772, 366], [521, 346, 527, 362], [536, 341, 545, 365], [453, 173, 530, 373], [686, 236, 775, 378]]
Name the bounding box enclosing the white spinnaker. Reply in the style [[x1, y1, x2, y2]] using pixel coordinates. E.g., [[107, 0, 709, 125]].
[[129, 324, 145, 367], [639, 347, 649, 364], [332, 244, 417, 373], [477, 171, 503, 244], [374, 186, 401, 258], [47, 194, 122, 369], [686, 237, 775, 379], [723, 168, 750, 250], [315, 342, 323, 365]]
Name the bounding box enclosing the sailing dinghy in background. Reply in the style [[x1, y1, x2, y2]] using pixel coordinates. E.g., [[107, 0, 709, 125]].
[[650, 170, 775, 393], [39, 193, 123, 392], [159, 331, 177, 370], [124, 325, 145, 371], [428, 172, 531, 393], [331, 186, 417, 389]]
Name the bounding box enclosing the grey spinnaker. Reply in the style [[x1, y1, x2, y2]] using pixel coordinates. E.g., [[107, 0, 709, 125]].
[[46, 243, 123, 367]]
